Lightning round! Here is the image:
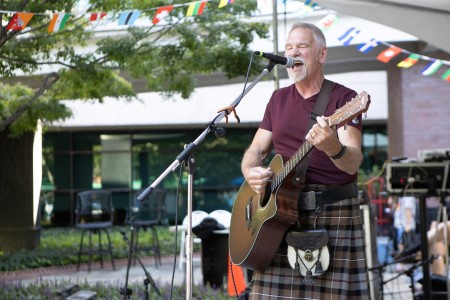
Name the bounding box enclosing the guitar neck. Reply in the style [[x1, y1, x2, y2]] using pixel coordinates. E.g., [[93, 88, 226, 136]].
[[270, 141, 313, 192]]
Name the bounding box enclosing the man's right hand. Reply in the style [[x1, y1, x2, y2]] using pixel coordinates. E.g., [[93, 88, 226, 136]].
[[245, 166, 273, 194]]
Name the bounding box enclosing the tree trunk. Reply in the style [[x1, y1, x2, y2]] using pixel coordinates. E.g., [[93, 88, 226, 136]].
[[0, 127, 41, 252]]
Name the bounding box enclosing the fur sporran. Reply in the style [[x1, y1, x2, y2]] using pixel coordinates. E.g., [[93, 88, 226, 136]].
[[286, 228, 330, 285]]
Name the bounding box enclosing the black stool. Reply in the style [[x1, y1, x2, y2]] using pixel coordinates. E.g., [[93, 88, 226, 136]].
[[75, 190, 115, 272]]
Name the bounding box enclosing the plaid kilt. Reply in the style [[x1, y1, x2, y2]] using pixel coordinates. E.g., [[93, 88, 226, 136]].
[[249, 197, 370, 300]]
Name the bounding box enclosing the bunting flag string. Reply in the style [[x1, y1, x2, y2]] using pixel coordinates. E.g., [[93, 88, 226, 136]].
[[1, 1, 449, 82], [0, 0, 232, 33], [316, 12, 450, 83]]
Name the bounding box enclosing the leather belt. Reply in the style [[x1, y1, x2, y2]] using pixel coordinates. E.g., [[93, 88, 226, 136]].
[[298, 182, 358, 211]]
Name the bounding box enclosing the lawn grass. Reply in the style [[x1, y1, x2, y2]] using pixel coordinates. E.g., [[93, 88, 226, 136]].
[[0, 225, 185, 271]]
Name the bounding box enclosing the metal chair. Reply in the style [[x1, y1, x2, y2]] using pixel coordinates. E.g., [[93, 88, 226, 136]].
[[125, 189, 166, 267], [75, 190, 115, 272]]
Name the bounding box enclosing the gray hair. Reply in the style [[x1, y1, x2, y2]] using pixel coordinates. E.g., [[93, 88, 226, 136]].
[[289, 23, 326, 48]]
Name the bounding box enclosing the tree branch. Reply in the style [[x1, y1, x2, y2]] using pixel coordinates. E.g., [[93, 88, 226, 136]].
[[0, 72, 60, 130]]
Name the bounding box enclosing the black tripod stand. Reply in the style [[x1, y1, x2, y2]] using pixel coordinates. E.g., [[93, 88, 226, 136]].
[[120, 217, 161, 300], [369, 252, 436, 300]]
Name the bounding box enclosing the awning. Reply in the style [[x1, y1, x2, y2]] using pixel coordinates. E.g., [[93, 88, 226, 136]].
[[316, 0, 450, 53]]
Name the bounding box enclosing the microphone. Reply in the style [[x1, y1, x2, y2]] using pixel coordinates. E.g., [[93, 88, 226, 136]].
[[254, 51, 294, 68]]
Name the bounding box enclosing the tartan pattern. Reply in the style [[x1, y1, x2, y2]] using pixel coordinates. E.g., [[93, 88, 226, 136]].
[[249, 197, 370, 299]]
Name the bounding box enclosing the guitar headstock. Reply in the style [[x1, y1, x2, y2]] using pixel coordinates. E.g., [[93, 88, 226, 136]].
[[328, 91, 371, 127]]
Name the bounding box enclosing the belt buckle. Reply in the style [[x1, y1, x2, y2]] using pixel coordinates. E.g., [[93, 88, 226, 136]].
[[301, 191, 316, 210]]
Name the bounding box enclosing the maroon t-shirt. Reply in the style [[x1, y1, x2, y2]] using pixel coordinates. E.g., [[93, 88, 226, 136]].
[[260, 82, 362, 184]]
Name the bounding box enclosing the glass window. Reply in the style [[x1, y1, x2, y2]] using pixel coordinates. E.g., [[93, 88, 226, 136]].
[[361, 126, 388, 176], [42, 125, 386, 226]]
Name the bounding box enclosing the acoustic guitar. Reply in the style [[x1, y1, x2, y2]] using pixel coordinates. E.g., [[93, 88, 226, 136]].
[[229, 91, 371, 271]]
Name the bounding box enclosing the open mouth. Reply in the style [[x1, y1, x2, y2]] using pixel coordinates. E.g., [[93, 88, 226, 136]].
[[293, 59, 304, 68]]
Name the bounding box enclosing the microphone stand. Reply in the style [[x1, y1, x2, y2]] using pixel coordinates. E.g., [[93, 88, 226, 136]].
[[137, 62, 277, 300], [120, 220, 161, 300], [369, 253, 418, 299], [120, 219, 134, 300]]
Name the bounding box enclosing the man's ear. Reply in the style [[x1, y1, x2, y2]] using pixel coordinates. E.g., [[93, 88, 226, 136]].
[[319, 47, 327, 63]]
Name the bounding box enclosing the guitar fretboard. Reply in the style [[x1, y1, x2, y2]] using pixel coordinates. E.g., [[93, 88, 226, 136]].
[[270, 141, 313, 193]]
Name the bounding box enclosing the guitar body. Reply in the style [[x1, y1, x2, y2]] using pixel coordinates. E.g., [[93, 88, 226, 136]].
[[229, 154, 301, 271]]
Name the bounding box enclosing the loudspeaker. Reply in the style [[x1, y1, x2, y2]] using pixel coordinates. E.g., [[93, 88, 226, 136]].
[[201, 232, 229, 288]]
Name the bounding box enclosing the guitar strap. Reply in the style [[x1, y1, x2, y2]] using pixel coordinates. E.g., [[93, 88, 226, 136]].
[[291, 79, 335, 186]]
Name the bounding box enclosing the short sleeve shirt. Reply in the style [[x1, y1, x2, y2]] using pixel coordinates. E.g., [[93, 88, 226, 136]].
[[260, 82, 362, 184]]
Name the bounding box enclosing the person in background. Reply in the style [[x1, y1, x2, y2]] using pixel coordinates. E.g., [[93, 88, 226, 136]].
[[390, 195, 417, 271], [427, 196, 450, 277], [239, 22, 369, 299], [392, 196, 417, 251]]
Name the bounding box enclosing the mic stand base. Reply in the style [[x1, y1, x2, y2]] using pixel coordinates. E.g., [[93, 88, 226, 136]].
[[120, 225, 161, 299], [120, 219, 135, 300]]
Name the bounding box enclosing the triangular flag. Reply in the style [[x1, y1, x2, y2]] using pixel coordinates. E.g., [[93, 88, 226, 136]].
[[118, 11, 140, 26], [303, 0, 318, 11], [218, 0, 234, 8], [421, 60, 443, 76], [153, 6, 174, 24], [376, 46, 402, 63], [337, 27, 360, 46], [441, 68, 450, 82], [397, 54, 420, 68], [90, 12, 107, 22], [357, 38, 379, 54], [48, 13, 71, 33], [315, 14, 339, 31], [186, 1, 207, 16], [6, 12, 34, 31]]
